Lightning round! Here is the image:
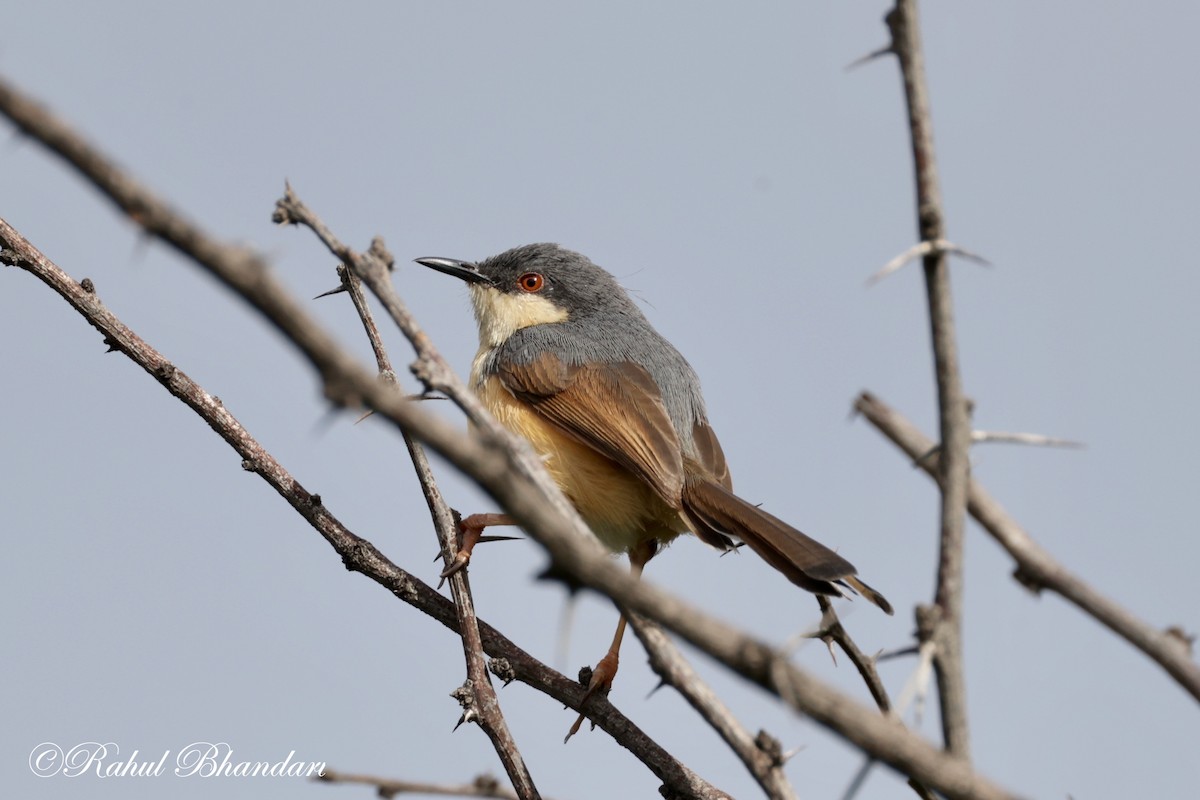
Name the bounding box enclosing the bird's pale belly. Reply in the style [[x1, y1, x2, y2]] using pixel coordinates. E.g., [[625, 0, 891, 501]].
[[475, 375, 685, 554]]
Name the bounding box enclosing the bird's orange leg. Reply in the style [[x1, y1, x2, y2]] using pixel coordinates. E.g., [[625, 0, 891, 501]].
[[565, 538, 657, 742], [440, 512, 516, 579]]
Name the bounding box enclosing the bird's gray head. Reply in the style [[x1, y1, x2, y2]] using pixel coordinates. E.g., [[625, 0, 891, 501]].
[[417, 243, 642, 348]]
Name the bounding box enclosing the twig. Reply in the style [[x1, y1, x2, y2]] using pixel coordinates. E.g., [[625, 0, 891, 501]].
[[0, 220, 724, 800], [271, 188, 499, 431], [855, 391, 1200, 703], [331, 260, 538, 798], [315, 768, 549, 799], [629, 617, 798, 800], [883, 0, 972, 758], [815, 598, 937, 800], [328, 263, 397, 380], [814, 597, 892, 713]]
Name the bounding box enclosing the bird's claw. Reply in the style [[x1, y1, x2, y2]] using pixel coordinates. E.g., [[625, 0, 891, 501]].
[[564, 653, 619, 742]]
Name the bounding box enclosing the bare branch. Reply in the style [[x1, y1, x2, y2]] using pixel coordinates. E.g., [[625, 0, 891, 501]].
[[334, 262, 397, 380], [814, 598, 938, 800], [883, 0, 972, 758], [630, 617, 798, 800], [271, 188, 499, 431], [855, 391, 1200, 704], [331, 259, 538, 798], [814, 597, 892, 713], [0, 220, 723, 799], [315, 768, 559, 799]]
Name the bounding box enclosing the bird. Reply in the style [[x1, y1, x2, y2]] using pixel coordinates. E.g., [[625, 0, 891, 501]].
[[417, 243, 892, 738]]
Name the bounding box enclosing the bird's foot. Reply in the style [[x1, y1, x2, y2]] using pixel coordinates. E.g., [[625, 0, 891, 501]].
[[436, 512, 515, 587], [564, 651, 619, 742]]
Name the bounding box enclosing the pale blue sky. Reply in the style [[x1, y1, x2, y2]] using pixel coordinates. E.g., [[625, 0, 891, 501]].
[[3, 3, 1198, 799]]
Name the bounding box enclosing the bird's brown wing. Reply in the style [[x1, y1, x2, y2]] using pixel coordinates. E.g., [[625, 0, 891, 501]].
[[690, 420, 732, 490], [495, 352, 685, 504]]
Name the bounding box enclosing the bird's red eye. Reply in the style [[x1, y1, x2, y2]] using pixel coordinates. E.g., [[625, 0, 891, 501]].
[[517, 272, 544, 293]]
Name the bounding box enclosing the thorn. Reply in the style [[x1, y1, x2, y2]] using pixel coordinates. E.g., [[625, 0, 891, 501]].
[[845, 44, 894, 71], [970, 430, 1085, 449], [877, 644, 920, 662], [352, 409, 375, 425], [645, 680, 669, 700], [822, 635, 838, 666], [781, 745, 807, 763], [314, 284, 347, 299], [916, 429, 1086, 465], [867, 239, 991, 286]]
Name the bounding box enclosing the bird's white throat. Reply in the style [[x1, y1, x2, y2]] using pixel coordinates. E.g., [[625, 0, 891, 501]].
[[468, 285, 569, 349]]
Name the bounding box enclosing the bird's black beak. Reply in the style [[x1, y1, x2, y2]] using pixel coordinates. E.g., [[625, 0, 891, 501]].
[[415, 257, 493, 286]]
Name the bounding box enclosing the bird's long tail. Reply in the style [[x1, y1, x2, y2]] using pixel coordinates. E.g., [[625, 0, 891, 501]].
[[681, 478, 893, 615]]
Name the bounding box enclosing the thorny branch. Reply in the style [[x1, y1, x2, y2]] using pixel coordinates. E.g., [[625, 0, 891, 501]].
[[328, 263, 538, 798], [630, 617, 798, 800], [855, 391, 1200, 704], [811, 599, 936, 800], [0, 219, 725, 799], [0, 75, 1025, 798], [882, 0, 972, 758]]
